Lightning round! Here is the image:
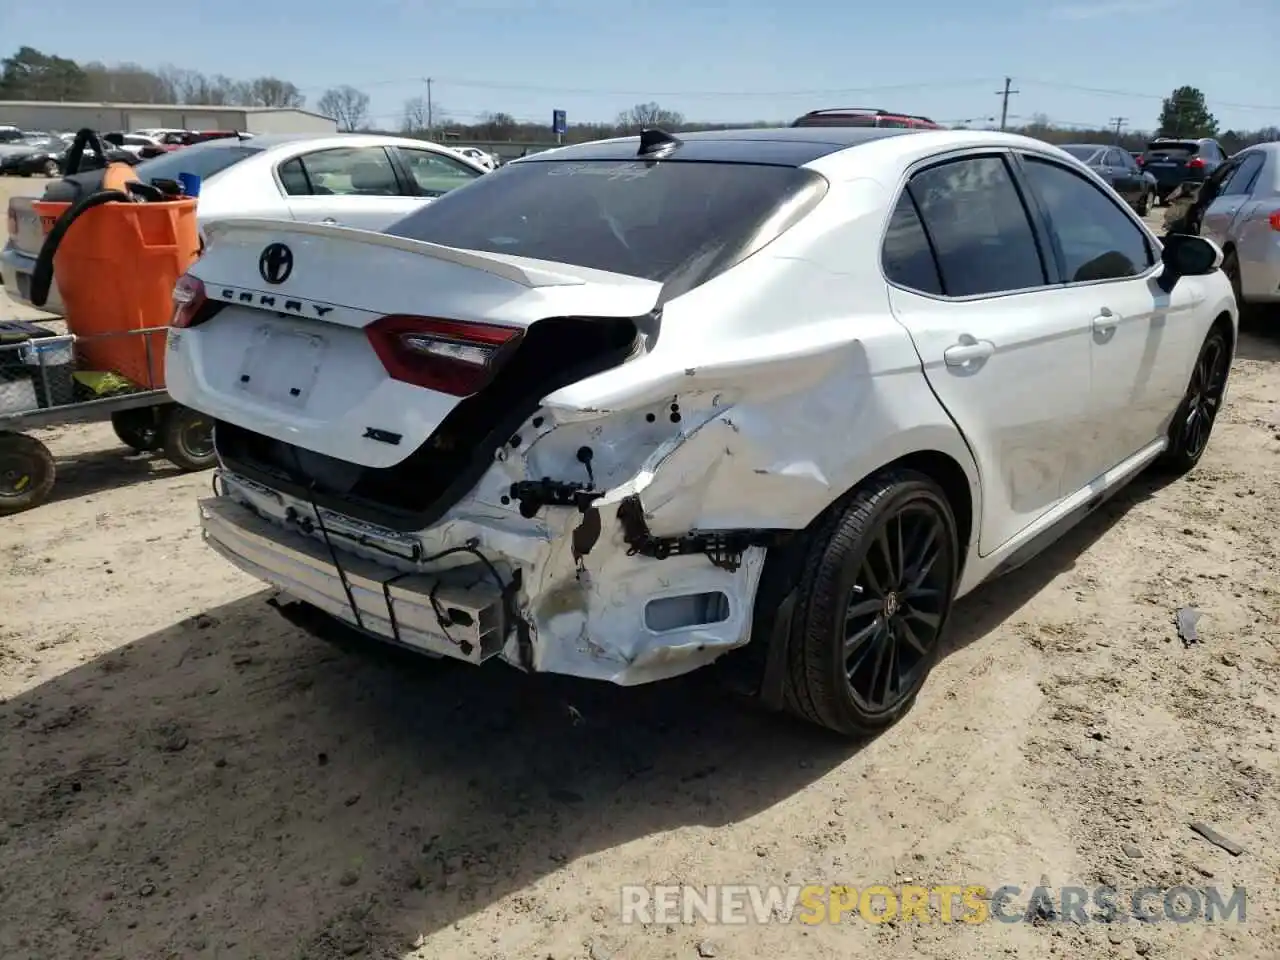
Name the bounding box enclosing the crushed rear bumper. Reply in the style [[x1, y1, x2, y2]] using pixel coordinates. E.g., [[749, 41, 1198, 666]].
[[198, 468, 768, 685]]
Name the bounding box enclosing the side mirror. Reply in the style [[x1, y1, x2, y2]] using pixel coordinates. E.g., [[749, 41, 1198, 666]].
[[1156, 234, 1223, 293]]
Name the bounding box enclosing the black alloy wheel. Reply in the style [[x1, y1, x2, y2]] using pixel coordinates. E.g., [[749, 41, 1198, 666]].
[[782, 469, 960, 737], [1158, 326, 1231, 473], [842, 501, 953, 715]]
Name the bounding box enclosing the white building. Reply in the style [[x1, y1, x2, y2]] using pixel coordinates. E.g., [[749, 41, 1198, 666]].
[[0, 101, 337, 136]]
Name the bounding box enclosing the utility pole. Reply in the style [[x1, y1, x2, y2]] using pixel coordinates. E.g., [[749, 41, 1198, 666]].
[[425, 77, 434, 140], [996, 77, 1019, 132], [1110, 116, 1127, 142]]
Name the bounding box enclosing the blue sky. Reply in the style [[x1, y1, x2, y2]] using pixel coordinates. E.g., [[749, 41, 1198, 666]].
[[7, 0, 1279, 134]]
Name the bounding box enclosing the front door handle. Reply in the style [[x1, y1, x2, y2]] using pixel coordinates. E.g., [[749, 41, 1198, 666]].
[[943, 339, 995, 366], [321, 217, 339, 224], [1092, 307, 1118, 336]]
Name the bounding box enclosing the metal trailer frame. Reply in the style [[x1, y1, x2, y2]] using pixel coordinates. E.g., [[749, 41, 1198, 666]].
[[0, 324, 215, 515]]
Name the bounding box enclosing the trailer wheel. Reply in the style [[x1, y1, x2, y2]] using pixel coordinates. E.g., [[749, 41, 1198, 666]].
[[161, 406, 216, 472], [111, 408, 163, 452], [0, 432, 56, 515]]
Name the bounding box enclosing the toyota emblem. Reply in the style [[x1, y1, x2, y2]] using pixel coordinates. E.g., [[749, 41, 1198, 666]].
[[258, 243, 294, 284]]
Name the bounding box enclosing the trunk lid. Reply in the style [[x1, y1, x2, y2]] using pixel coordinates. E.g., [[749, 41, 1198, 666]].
[[177, 220, 659, 475]]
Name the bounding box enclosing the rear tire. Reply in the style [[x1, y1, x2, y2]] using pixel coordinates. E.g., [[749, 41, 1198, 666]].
[[161, 406, 216, 472], [781, 469, 959, 738], [111, 408, 162, 452], [43, 159, 59, 177], [1135, 191, 1150, 216], [1157, 325, 1231, 475], [0, 432, 56, 515]]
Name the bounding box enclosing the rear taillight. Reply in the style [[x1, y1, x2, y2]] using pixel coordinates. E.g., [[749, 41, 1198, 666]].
[[1187, 157, 1206, 170], [1135, 155, 1144, 166], [170, 274, 208, 328], [1269, 209, 1280, 232], [365, 315, 523, 396]]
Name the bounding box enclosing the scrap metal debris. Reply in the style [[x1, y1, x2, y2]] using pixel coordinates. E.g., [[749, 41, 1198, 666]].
[[1175, 606, 1203, 646], [1189, 821, 1245, 857]]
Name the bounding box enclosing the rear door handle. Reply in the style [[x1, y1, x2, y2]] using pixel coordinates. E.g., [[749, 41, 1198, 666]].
[[943, 339, 995, 366]]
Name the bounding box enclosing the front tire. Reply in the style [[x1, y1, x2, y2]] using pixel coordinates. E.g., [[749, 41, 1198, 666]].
[[1157, 326, 1230, 474], [782, 469, 960, 738]]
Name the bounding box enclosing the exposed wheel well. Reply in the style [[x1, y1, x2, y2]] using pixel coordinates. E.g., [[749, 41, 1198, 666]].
[[877, 450, 975, 566]]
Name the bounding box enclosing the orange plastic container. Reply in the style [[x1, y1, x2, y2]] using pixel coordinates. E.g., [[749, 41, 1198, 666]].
[[32, 197, 199, 390]]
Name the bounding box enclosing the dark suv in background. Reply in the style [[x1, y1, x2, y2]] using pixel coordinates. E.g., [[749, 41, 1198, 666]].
[[1138, 137, 1227, 204]]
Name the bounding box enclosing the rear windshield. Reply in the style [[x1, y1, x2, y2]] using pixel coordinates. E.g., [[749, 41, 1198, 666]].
[[134, 142, 263, 183], [1144, 141, 1198, 158], [386, 159, 825, 287], [1062, 145, 1102, 162]]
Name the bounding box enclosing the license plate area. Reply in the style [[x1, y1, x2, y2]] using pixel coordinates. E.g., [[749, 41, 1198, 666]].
[[235, 325, 327, 408]]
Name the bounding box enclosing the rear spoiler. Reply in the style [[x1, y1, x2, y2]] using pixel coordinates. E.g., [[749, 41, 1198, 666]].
[[202, 218, 591, 289]]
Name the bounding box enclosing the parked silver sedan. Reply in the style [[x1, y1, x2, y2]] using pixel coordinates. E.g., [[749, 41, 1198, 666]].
[[1189, 142, 1280, 312]]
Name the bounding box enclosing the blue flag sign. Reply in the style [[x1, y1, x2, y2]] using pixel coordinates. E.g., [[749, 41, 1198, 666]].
[[552, 109, 567, 136]]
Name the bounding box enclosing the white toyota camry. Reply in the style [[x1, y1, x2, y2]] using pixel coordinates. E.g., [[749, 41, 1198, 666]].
[[166, 126, 1236, 737]]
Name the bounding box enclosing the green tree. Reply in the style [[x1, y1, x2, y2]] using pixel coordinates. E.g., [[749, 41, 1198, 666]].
[[1157, 86, 1217, 138], [0, 46, 89, 100]]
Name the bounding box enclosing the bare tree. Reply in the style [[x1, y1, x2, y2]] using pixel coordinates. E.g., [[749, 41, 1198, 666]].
[[401, 95, 430, 133], [318, 85, 371, 131], [244, 77, 305, 108], [478, 111, 517, 140], [615, 102, 684, 133]]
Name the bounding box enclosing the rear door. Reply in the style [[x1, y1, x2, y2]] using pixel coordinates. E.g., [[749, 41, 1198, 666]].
[[279, 146, 422, 231], [1015, 152, 1194, 475], [1199, 151, 1266, 245], [1107, 149, 1142, 201], [881, 152, 1096, 555]]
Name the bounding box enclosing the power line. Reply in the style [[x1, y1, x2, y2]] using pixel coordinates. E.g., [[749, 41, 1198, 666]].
[[1020, 78, 1280, 112], [297, 76, 1002, 99]]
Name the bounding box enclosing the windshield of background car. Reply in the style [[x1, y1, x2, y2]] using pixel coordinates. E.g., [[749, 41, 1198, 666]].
[[385, 159, 824, 286], [1144, 141, 1198, 158], [30, 138, 63, 153], [134, 143, 264, 183], [1062, 146, 1102, 162]]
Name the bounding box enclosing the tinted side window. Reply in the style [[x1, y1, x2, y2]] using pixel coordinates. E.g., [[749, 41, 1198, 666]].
[[907, 155, 1046, 297], [278, 157, 311, 196], [1021, 157, 1155, 283], [1221, 153, 1264, 196], [882, 192, 943, 294]]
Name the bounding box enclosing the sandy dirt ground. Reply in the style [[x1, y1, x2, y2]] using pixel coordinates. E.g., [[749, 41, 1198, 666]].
[[1, 175, 1278, 960]]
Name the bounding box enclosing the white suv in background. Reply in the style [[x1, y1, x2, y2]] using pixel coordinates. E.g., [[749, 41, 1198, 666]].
[[166, 127, 1236, 738]]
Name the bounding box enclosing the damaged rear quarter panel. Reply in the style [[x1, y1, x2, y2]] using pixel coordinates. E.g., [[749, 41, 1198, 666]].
[[535, 178, 981, 539]]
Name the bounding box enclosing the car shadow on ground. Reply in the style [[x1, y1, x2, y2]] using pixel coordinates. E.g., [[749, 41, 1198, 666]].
[[0, 470, 1175, 958], [1237, 308, 1280, 362], [43, 444, 186, 505]]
